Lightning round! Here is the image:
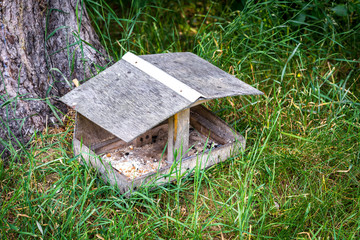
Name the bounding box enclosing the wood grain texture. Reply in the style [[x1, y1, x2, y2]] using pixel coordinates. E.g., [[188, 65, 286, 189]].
[[73, 138, 131, 194], [61, 59, 191, 142], [190, 105, 241, 145], [140, 52, 263, 99], [130, 143, 238, 190], [46, 0, 109, 96], [174, 108, 190, 159], [0, 0, 108, 156], [61, 52, 263, 143], [74, 101, 246, 196], [167, 108, 190, 162], [75, 113, 117, 148], [167, 115, 174, 162]]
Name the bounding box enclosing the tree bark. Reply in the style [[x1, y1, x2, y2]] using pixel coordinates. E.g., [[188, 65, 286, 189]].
[[0, 0, 109, 157]]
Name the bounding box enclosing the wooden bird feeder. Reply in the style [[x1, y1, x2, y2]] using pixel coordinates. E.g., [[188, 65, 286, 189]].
[[60, 52, 263, 194]]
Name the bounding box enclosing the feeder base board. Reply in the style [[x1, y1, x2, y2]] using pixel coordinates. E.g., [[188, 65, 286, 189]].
[[73, 105, 245, 195], [74, 137, 244, 195]]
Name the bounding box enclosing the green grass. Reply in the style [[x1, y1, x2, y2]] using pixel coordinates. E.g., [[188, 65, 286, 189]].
[[1, 0, 360, 238]]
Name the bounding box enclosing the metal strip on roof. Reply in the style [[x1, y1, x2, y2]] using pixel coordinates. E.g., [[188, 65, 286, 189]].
[[60, 52, 263, 143], [122, 52, 203, 102], [140, 52, 264, 99]]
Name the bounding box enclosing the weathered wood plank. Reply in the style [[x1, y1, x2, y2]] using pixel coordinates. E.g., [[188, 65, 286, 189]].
[[74, 102, 246, 196], [75, 113, 117, 147], [167, 115, 174, 162], [174, 108, 190, 160], [73, 138, 131, 194], [132, 141, 245, 192], [167, 108, 190, 162], [140, 52, 263, 99], [61, 59, 191, 142], [190, 105, 243, 146], [189, 99, 209, 108], [61, 52, 262, 145], [134, 123, 168, 147]]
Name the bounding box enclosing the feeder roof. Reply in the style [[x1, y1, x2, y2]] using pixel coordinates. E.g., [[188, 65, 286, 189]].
[[60, 52, 263, 142]]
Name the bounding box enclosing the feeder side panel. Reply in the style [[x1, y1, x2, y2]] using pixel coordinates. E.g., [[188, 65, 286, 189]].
[[75, 113, 117, 148], [73, 138, 131, 193], [190, 105, 243, 145]]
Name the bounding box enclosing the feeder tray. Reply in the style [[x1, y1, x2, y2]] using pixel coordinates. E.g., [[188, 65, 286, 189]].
[[60, 52, 263, 195]]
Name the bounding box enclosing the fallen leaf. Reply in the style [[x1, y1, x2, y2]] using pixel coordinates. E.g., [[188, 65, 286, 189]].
[[72, 79, 80, 87], [96, 234, 105, 240]]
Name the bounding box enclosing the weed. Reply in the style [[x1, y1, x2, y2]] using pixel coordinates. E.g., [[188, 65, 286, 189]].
[[1, 0, 359, 238]]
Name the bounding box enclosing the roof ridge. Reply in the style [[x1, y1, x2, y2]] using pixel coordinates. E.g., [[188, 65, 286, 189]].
[[122, 52, 203, 102]]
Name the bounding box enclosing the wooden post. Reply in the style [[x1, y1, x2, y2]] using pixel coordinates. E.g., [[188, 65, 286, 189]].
[[167, 115, 174, 162], [167, 108, 190, 162]]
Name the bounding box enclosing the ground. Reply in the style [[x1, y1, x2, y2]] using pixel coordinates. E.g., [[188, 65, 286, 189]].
[[0, 0, 359, 239]]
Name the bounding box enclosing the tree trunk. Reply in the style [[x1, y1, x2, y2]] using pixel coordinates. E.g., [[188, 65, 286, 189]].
[[0, 0, 109, 157]]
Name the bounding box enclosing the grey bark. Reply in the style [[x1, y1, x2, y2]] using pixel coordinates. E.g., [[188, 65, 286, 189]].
[[0, 0, 109, 157]]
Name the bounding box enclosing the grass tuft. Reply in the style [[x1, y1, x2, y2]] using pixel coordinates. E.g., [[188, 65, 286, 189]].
[[1, 0, 359, 238]]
